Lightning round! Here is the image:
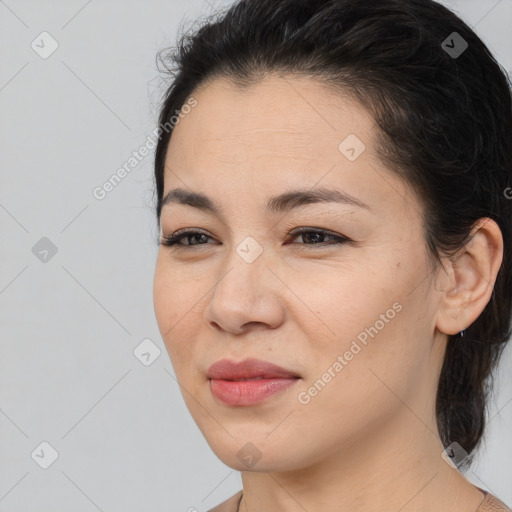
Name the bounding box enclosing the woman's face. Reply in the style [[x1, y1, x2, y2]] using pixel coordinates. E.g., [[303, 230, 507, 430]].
[[153, 75, 446, 472]]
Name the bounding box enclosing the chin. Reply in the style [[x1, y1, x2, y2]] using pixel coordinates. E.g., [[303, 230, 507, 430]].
[[202, 431, 312, 473]]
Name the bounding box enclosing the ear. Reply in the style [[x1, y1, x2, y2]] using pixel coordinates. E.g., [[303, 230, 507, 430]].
[[435, 218, 503, 336]]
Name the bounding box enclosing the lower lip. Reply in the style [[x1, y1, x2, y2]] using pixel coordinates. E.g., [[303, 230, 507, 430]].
[[209, 378, 299, 406]]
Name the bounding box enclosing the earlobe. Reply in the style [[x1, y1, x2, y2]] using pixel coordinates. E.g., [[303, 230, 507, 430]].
[[435, 218, 503, 337]]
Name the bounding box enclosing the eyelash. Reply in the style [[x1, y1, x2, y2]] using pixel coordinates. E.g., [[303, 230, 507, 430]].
[[160, 227, 351, 249]]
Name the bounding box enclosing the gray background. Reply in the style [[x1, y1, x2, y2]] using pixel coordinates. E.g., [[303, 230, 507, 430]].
[[0, 0, 511, 511]]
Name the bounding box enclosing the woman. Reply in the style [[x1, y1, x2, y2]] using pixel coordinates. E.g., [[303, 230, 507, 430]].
[[152, 0, 512, 510]]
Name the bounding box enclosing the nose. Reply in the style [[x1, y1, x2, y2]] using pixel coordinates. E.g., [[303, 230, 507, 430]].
[[203, 250, 286, 335]]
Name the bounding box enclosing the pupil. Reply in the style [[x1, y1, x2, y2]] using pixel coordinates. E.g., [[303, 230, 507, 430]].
[[191, 234, 206, 245], [305, 233, 322, 244]]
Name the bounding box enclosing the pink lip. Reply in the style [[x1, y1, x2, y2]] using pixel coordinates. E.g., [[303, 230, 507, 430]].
[[207, 358, 301, 406]]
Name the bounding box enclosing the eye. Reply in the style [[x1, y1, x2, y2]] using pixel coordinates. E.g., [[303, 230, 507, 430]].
[[160, 229, 214, 247], [287, 227, 351, 247], [160, 227, 351, 249]]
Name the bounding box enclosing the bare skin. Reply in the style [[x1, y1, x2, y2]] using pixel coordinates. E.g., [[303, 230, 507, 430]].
[[153, 74, 503, 512]]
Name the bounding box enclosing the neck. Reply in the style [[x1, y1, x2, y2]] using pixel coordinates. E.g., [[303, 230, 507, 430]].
[[238, 409, 484, 512]]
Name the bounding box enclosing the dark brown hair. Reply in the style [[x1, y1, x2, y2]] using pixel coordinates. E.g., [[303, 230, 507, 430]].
[[153, 0, 512, 466]]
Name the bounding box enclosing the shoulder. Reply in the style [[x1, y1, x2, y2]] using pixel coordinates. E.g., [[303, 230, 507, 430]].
[[207, 490, 243, 512], [477, 490, 512, 512], [205, 488, 512, 512]]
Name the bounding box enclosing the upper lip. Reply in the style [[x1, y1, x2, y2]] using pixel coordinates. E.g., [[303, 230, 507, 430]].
[[207, 358, 301, 380]]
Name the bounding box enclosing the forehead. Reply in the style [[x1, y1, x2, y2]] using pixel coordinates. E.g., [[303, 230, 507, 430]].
[[163, 74, 420, 221], [170, 74, 376, 151], [166, 75, 374, 183]]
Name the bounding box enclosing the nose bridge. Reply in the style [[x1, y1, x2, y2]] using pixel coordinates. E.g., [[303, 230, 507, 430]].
[[205, 234, 284, 332], [213, 234, 267, 307]]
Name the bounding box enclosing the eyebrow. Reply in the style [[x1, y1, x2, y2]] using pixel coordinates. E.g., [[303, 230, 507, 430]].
[[161, 187, 373, 215]]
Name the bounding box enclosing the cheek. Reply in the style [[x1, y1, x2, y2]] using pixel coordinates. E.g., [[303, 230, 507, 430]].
[[301, 271, 427, 413], [292, 255, 422, 393], [291, 261, 401, 354], [153, 259, 195, 358], [153, 263, 175, 335], [294, 313, 418, 450], [153, 254, 198, 323]]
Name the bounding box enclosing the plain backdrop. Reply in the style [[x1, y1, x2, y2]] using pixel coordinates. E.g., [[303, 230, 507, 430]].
[[0, 0, 511, 510]]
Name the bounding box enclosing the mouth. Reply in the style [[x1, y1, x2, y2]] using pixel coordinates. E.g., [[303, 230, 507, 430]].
[[206, 358, 301, 406], [226, 376, 268, 381], [206, 357, 301, 380]]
